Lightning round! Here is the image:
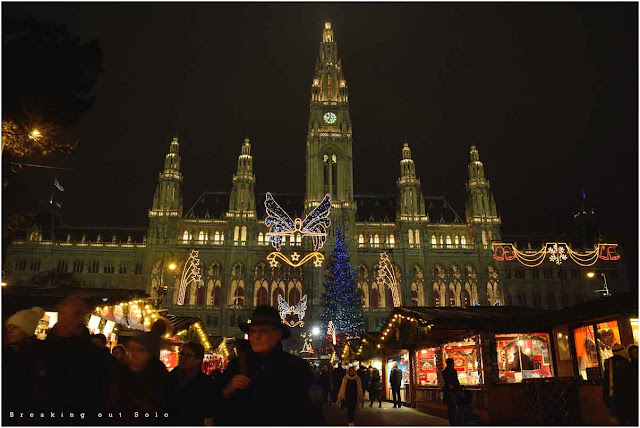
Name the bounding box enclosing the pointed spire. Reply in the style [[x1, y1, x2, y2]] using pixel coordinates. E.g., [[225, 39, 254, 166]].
[[468, 145, 486, 184], [235, 137, 253, 179], [311, 22, 348, 103], [400, 141, 416, 180]]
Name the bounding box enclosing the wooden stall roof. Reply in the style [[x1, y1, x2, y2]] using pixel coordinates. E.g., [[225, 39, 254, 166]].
[[541, 291, 638, 327]]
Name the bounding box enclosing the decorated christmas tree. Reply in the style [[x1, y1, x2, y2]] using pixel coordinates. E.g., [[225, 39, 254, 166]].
[[320, 227, 365, 339]]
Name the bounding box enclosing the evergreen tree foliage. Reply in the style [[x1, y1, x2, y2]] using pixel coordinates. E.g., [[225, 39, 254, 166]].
[[320, 227, 364, 338]]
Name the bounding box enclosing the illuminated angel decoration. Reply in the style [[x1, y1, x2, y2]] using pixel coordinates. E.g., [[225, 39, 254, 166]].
[[265, 193, 331, 251], [277, 294, 308, 327]]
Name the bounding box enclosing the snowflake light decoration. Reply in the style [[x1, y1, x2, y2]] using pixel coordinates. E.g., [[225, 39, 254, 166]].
[[177, 250, 202, 305], [547, 243, 567, 266]]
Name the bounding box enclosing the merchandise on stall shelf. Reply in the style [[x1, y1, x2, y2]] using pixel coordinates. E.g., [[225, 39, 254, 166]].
[[443, 337, 483, 386], [416, 348, 438, 386], [573, 320, 622, 380], [496, 333, 554, 383]]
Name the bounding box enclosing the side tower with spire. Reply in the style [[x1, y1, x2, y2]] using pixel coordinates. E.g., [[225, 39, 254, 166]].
[[465, 145, 501, 248], [397, 141, 427, 221], [227, 138, 257, 247], [148, 136, 183, 245], [305, 22, 356, 240]]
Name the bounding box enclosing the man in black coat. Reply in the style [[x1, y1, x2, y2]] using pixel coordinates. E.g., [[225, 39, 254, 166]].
[[356, 365, 370, 407], [442, 358, 461, 425], [389, 362, 403, 408], [213, 306, 322, 426], [169, 341, 215, 426]]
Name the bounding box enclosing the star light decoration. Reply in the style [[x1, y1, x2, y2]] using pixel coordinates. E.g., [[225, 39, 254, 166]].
[[277, 294, 308, 327], [377, 252, 401, 307], [177, 250, 202, 305], [264, 192, 331, 268]]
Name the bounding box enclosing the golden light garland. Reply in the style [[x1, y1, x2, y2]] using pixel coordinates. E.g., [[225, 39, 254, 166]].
[[378, 313, 433, 348], [266, 251, 324, 268], [492, 242, 620, 268]]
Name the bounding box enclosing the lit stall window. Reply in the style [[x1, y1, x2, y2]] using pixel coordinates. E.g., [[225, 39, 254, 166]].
[[496, 333, 554, 383], [416, 348, 439, 386], [443, 337, 483, 385]]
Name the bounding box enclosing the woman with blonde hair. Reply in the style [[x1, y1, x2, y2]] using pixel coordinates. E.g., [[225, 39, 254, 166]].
[[337, 366, 364, 426]]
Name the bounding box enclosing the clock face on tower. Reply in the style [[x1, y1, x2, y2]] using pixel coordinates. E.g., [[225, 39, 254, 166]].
[[323, 112, 337, 124]]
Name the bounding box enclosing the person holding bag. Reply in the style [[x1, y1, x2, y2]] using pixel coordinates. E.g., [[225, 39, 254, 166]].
[[337, 366, 364, 426]]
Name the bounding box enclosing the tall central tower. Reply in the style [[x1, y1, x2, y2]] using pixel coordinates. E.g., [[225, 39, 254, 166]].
[[305, 22, 356, 238]]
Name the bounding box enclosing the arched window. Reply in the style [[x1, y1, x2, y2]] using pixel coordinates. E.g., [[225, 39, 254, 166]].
[[258, 232, 264, 245], [408, 229, 414, 247], [481, 230, 487, 246], [272, 287, 284, 307], [233, 226, 240, 245], [241, 226, 247, 244], [449, 289, 456, 307], [389, 235, 395, 248], [462, 288, 471, 307], [374, 234, 380, 248], [415, 229, 421, 246], [196, 286, 206, 305], [431, 235, 437, 247], [461, 235, 466, 246], [295, 234, 301, 246], [288, 287, 301, 306], [370, 288, 379, 308], [289, 235, 295, 246], [358, 234, 364, 248], [233, 287, 245, 307], [387, 287, 395, 308], [198, 231, 205, 243], [213, 285, 222, 306], [455, 235, 459, 246], [440, 236, 444, 246], [214, 231, 221, 244], [182, 231, 189, 243], [368, 234, 373, 247], [446, 235, 452, 246], [411, 289, 419, 307], [256, 287, 268, 306]]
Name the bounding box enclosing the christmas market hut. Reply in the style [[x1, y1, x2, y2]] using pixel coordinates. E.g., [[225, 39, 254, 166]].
[[378, 305, 556, 424]]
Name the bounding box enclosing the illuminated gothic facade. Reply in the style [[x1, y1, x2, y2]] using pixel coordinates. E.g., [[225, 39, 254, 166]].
[[5, 23, 628, 337]]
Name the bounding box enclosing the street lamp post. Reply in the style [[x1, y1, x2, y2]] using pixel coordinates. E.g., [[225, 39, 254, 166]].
[[587, 271, 611, 297]]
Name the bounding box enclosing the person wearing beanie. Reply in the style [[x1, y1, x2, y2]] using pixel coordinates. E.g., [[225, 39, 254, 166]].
[[3, 307, 46, 412], [213, 306, 323, 426], [603, 343, 634, 425], [103, 319, 171, 423], [6, 306, 45, 343]]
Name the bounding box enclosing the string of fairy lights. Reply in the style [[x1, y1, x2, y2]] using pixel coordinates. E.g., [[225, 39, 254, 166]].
[[492, 242, 620, 268], [377, 313, 433, 349]]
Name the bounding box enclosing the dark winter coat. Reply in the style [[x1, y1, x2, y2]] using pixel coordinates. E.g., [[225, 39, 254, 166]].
[[213, 342, 322, 426], [602, 355, 634, 420], [168, 366, 215, 426], [103, 358, 171, 425], [333, 366, 346, 391], [2, 339, 43, 413], [389, 367, 403, 388], [442, 366, 461, 404], [36, 326, 112, 414], [356, 368, 369, 390]]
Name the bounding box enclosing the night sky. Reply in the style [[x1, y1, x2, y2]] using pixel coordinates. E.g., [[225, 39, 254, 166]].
[[3, 3, 637, 274]]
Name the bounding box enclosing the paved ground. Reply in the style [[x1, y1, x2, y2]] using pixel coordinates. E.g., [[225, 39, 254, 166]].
[[324, 401, 449, 426]]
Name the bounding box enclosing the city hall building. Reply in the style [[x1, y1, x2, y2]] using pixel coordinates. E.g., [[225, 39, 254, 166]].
[[4, 23, 629, 337]]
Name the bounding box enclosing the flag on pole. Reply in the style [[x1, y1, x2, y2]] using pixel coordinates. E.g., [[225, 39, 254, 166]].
[[53, 178, 64, 192]]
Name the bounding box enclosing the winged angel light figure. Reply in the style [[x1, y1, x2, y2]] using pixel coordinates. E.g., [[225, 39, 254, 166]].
[[277, 294, 308, 327], [265, 193, 331, 251]]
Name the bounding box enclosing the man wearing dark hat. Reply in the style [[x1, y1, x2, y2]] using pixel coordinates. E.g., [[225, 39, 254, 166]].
[[213, 306, 322, 425]]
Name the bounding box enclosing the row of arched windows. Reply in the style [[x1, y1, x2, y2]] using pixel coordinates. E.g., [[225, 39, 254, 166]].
[[257, 232, 302, 247], [431, 234, 468, 249], [181, 230, 225, 245], [357, 234, 395, 249]]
